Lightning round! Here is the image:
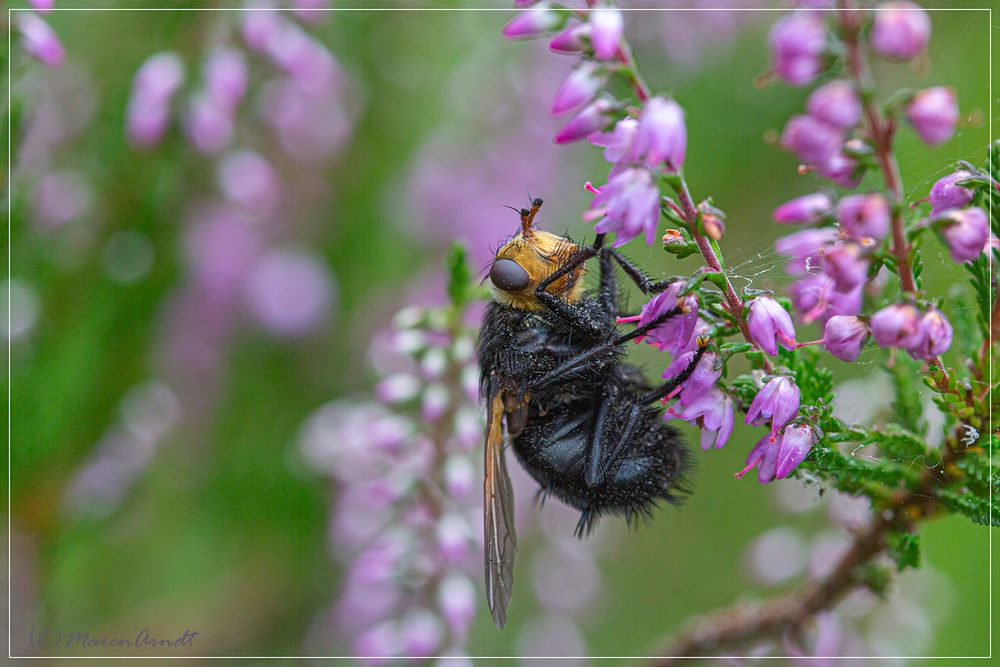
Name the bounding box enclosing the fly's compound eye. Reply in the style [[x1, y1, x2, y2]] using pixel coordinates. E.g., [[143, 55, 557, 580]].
[[490, 258, 531, 292]]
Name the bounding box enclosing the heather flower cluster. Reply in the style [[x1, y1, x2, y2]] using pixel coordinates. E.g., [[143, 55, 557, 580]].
[[503, 14, 995, 660], [300, 298, 482, 661]]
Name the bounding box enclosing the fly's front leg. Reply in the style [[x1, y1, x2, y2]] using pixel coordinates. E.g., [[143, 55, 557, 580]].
[[610, 250, 676, 295], [533, 234, 606, 335]]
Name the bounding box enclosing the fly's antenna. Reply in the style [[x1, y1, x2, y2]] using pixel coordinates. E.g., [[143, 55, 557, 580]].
[[524, 197, 543, 235]]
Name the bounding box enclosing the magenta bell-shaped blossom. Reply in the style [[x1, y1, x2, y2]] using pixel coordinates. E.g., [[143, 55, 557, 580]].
[[663, 349, 719, 405], [768, 11, 827, 86], [807, 80, 861, 129], [871, 1, 930, 61], [775, 423, 818, 479], [590, 117, 638, 166], [906, 87, 958, 147], [818, 152, 863, 189], [17, 13, 65, 68], [775, 227, 838, 275], [773, 192, 833, 225], [790, 275, 863, 325], [590, 167, 662, 247], [780, 115, 843, 168], [822, 315, 869, 362], [747, 296, 796, 355], [738, 434, 779, 484], [502, 5, 560, 39], [906, 308, 952, 360], [666, 389, 734, 451], [633, 285, 698, 353], [589, 6, 624, 60], [746, 376, 801, 439], [632, 97, 687, 172], [938, 207, 989, 263], [870, 303, 924, 349], [204, 48, 248, 112], [551, 62, 605, 116], [837, 193, 889, 241], [555, 97, 613, 144], [929, 170, 975, 215], [549, 22, 590, 54], [823, 241, 869, 293]]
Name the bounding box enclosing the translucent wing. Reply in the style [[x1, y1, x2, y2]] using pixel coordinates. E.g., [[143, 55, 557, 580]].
[[484, 379, 516, 628]]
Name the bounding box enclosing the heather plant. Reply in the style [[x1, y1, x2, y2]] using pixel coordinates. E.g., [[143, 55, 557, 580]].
[[497, 1, 995, 659]]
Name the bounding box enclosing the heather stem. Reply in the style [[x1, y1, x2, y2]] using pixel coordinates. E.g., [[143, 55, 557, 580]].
[[839, 4, 918, 295]]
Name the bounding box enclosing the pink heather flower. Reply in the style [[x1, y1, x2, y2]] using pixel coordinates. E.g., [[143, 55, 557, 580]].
[[822, 315, 869, 362], [399, 610, 443, 657], [549, 23, 590, 54], [590, 167, 661, 247], [870, 1, 931, 61], [775, 227, 838, 275], [632, 97, 687, 172], [502, 6, 560, 39], [204, 48, 248, 112], [267, 21, 339, 93], [243, 248, 334, 336], [823, 242, 868, 293], [555, 97, 613, 144], [775, 423, 818, 479], [747, 296, 796, 355], [929, 170, 975, 215], [738, 434, 779, 484], [663, 350, 720, 406], [634, 285, 698, 353], [589, 7, 624, 60], [906, 87, 958, 147], [938, 207, 989, 263], [774, 193, 833, 224], [807, 80, 862, 129], [667, 389, 735, 451], [17, 13, 65, 68], [790, 275, 863, 325], [126, 52, 185, 147], [837, 193, 890, 241], [551, 62, 605, 116], [183, 96, 233, 154], [870, 303, 924, 349], [243, 10, 281, 52], [590, 117, 638, 167], [217, 150, 282, 216], [780, 115, 843, 167], [745, 376, 801, 438], [817, 152, 863, 189], [30, 0, 55, 11], [768, 11, 827, 86], [907, 308, 952, 360], [438, 574, 476, 639]]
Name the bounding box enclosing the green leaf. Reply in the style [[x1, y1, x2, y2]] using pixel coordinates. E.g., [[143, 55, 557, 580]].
[[446, 243, 471, 308], [887, 532, 921, 571]]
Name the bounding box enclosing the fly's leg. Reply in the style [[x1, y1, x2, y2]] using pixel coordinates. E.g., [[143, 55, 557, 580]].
[[532, 234, 606, 335], [609, 250, 677, 295], [639, 338, 710, 406]]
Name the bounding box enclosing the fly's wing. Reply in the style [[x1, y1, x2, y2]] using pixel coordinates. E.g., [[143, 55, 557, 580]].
[[484, 377, 516, 628]]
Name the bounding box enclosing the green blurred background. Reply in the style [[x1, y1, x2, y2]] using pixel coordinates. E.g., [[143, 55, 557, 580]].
[[6, 2, 997, 662]]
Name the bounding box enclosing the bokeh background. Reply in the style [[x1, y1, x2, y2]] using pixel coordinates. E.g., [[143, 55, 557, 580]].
[[5, 1, 997, 662]]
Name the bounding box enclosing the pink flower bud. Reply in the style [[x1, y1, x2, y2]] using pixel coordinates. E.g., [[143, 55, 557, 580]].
[[822, 315, 869, 362], [632, 96, 687, 172], [817, 152, 863, 189], [438, 574, 476, 638], [549, 22, 590, 54], [929, 170, 975, 215], [823, 242, 868, 293], [939, 207, 989, 263], [907, 307, 952, 360], [739, 434, 779, 484], [638, 285, 698, 353], [29, 0, 55, 12], [590, 167, 661, 247], [243, 248, 334, 336], [589, 6, 624, 60], [126, 52, 185, 147], [217, 150, 281, 215], [836, 193, 889, 241], [17, 13, 64, 68], [502, 6, 560, 39], [554, 97, 613, 144], [436, 513, 471, 563], [204, 48, 248, 112], [807, 80, 861, 129], [747, 296, 796, 355], [774, 193, 833, 224], [551, 62, 604, 117], [399, 610, 442, 658], [871, 1, 930, 61], [780, 115, 843, 167], [589, 117, 638, 165], [183, 95, 233, 154], [906, 87, 958, 147], [775, 423, 817, 479], [768, 11, 827, 86], [870, 303, 923, 349], [775, 227, 838, 275], [746, 376, 801, 438]]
